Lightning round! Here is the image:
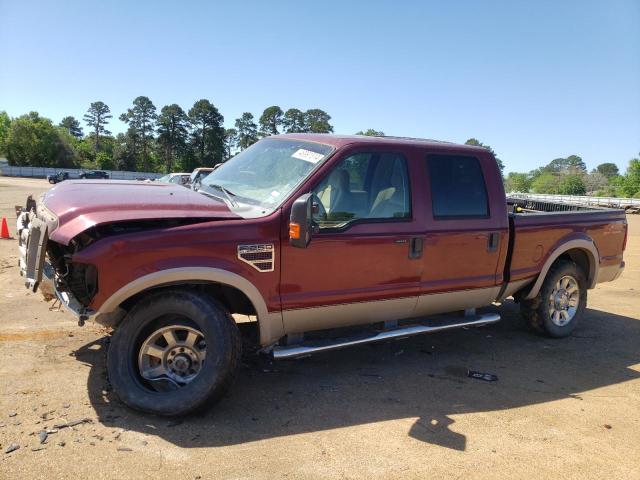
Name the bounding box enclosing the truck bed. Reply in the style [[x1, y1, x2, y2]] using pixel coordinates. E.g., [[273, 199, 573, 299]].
[[505, 196, 627, 289]]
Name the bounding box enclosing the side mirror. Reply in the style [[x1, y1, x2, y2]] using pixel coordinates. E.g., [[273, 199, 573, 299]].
[[289, 193, 315, 248]]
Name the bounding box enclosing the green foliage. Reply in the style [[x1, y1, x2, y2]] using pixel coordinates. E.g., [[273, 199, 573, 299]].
[[546, 155, 586, 174], [504, 172, 531, 192], [595, 162, 619, 178], [355, 129, 384, 136], [558, 174, 586, 195], [6, 112, 78, 167], [282, 108, 306, 133], [0, 111, 12, 154], [531, 172, 561, 194], [304, 109, 333, 133], [120, 96, 157, 171], [235, 112, 258, 150], [156, 104, 189, 173], [465, 138, 504, 177], [622, 155, 640, 197], [224, 128, 238, 160], [259, 106, 284, 136], [83, 101, 112, 151], [188, 99, 225, 167], [59, 116, 83, 138], [583, 172, 608, 194], [95, 151, 115, 170]]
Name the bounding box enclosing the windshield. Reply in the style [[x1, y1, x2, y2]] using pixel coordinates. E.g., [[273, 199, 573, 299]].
[[157, 174, 172, 182], [200, 137, 334, 211]]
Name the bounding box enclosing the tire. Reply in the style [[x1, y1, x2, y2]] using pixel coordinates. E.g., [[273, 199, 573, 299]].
[[520, 259, 587, 338], [107, 289, 241, 416]]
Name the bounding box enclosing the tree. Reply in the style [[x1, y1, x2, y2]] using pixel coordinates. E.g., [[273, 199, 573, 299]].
[[83, 101, 112, 151], [304, 109, 333, 133], [188, 99, 225, 167], [355, 129, 384, 136], [156, 104, 189, 173], [584, 172, 608, 193], [531, 172, 561, 194], [465, 138, 504, 177], [0, 111, 10, 155], [6, 112, 77, 167], [282, 108, 306, 133], [622, 155, 640, 197], [59, 116, 83, 138], [224, 128, 238, 160], [235, 113, 258, 150], [546, 155, 587, 174], [259, 106, 284, 136], [595, 162, 619, 178], [504, 172, 531, 192], [558, 175, 586, 195], [120, 96, 157, 171], [113, 130, 138, 171]]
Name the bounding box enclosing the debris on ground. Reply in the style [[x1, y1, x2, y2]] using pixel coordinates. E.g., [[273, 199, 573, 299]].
[[5, 443, 20, 454], [8, 411, 17, 417], [604, 424, 612, 429], [117, 447, 133, 452], [39, 430, 48, 444], [31, 446, 46, 452], [53, 417, 92, 429], [467, 370, 499, 382]]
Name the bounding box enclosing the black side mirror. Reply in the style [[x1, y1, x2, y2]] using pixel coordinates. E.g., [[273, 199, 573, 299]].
[[289, 193, 315, 248]]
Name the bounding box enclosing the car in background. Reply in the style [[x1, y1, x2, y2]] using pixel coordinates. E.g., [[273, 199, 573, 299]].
[[47, 172, 69, 184], [188, 167, 215, 191], [79, 170, 110, 179], [156, 173, 191, 186]]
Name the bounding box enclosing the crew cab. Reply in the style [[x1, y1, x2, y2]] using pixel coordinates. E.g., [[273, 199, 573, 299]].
[[16, 134, 627, 415]]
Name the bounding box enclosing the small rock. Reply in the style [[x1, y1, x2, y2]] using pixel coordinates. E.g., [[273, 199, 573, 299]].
[[58, 441, 66, 447], [604, 424, 612, 429], [141, 440, 148, 446], [39, 430, 48, 444], [5, 443, 20, 454], [63, 403, 71, 409], [8, 412, 17, 417], [117, 447, 132, 452], [31, 446, 46, 452]]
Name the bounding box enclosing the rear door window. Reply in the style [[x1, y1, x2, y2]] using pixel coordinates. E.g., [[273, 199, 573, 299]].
[[427, 154, 489, 218]]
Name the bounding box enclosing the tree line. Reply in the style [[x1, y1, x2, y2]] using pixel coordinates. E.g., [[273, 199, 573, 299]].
[[0, 99, 334, 173], [0, 106, 638, 197], [504, 153, 640, 198]]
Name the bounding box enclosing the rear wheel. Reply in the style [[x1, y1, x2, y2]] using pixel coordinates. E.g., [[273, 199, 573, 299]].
[[107, 289, 241, 416], [520, 259, 587, 337]]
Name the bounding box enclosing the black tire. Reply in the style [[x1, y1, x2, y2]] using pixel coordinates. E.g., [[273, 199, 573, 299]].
[[520, 259, 587, 338], [107, 289, 241, 416]]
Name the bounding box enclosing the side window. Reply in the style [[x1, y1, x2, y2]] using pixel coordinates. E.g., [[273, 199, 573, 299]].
[[313, 152, 411, 230], [427, 154, 489, 218]]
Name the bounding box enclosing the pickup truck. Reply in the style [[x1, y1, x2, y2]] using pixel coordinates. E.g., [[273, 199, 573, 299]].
[[16, 134, 627, 416]]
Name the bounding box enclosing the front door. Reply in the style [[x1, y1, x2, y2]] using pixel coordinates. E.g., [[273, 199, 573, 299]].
[[280, 149, 424, 334]]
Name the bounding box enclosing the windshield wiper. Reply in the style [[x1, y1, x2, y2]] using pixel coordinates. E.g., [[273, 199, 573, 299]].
[[204, 184, 238, 208]]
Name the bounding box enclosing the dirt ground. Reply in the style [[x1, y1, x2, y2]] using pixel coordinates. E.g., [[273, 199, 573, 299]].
[[0, 176, 638, 480]]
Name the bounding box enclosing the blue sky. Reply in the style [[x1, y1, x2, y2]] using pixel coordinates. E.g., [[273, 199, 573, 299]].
[[1, 0, 638, 173]]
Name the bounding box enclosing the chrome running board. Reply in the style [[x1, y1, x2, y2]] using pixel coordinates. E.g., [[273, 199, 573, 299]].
[[272, 313, 500, 360]]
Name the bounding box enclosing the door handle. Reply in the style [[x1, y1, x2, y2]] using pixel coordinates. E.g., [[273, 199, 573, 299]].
[[487, 232, 500, 253], [409, 237, 424, 259]]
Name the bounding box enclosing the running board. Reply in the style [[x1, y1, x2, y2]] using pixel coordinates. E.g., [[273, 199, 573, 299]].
[[271, 313, 500, 360]]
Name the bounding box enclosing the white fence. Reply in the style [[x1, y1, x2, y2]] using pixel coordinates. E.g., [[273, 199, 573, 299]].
[[0, 164, 164, 181], [508, 192, 640, 208]]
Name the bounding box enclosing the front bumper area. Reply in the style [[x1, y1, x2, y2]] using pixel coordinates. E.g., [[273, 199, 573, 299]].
[[17, 207, 95, 322]]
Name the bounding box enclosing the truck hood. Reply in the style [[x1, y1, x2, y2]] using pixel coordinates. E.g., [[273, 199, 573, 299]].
[[42, 180, 239, 244]]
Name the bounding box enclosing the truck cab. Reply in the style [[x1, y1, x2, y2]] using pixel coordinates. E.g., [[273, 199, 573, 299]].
[[17, 134, 626, 415]]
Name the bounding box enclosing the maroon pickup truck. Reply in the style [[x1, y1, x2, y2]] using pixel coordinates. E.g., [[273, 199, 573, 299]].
[[17, 134, 627, 415]]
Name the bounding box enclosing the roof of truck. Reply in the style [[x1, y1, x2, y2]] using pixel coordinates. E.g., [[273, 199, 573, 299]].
[[277, 133, 488, 153]]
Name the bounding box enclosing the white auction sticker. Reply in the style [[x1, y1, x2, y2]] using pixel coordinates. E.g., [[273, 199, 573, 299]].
[[292, 148, 324, 164]]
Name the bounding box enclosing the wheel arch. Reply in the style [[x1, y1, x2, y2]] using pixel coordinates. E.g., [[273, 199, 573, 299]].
[[96, 267, 284, 346], [523, 237, 599, 301]]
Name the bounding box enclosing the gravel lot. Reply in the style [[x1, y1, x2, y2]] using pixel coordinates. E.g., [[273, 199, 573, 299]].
[[1, 176, 639, 479]]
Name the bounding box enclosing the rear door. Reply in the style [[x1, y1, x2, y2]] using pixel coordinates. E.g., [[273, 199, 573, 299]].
[[414, 152, 508, 315], [279, 147, 425, 334]]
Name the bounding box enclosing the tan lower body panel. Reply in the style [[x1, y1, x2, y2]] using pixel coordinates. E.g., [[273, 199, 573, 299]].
[[282, 286, 503, 337]]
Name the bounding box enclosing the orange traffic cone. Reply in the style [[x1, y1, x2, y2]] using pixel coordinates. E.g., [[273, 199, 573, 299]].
[[0, 217, 10, 239]]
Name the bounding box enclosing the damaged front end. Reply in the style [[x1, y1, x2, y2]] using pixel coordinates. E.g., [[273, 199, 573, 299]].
[[17, 195, 97, 325]]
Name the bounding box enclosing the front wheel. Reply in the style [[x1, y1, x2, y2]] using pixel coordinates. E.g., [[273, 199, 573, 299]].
[[107, 289, 241, 416], [520, 259, 587, 337]]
